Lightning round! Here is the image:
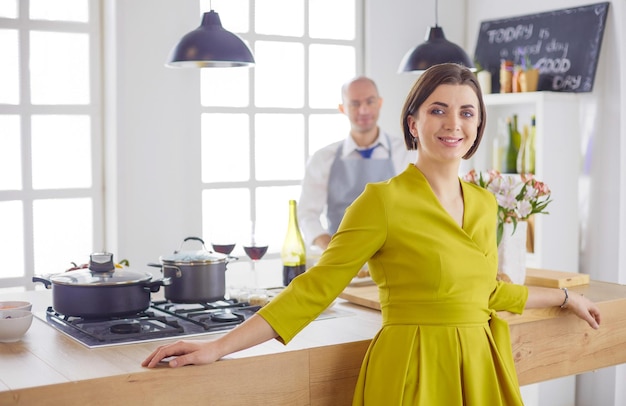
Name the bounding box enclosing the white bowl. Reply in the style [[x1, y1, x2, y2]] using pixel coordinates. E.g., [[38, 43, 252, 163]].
[[0, 309, 34, 342], [0, 301, 32, 312]]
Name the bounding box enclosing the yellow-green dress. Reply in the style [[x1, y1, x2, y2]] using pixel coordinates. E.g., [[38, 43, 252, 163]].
[[258, 164, 528, 405]]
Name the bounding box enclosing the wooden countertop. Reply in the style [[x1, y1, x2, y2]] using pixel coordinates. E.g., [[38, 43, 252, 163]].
[[1, 280, 626, 405], [0, 289, 380, 406]]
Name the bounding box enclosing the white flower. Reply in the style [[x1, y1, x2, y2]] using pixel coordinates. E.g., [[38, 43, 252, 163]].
[[463, 169, 552, 245]]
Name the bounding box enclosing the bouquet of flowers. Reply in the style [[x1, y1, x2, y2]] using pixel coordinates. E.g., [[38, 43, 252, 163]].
[[463, 169, 552, 245]]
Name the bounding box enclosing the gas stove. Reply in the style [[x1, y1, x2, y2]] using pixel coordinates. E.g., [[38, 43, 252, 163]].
[[36, 299, 261, 348]]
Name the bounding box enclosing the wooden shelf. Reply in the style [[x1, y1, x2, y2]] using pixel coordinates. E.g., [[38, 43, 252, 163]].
[[462, 91, 582, 273]]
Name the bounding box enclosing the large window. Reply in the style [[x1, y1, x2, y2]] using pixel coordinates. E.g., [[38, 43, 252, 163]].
[[0, 0, 359, 291], [0, 0, 102, 291], [199, 0, 361, 258]]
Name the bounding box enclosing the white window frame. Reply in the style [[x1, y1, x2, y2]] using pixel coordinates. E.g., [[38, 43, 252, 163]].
[[0, 0, 103, 291], [200, 1, 364, 260]]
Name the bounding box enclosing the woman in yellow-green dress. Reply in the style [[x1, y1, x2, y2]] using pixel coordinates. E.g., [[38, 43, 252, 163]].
[[142, 63, 601, 406]]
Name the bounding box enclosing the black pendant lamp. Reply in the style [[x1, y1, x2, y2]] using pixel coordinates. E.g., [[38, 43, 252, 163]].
[[166, 9, 255, 68], [398, 0, 474, 73]]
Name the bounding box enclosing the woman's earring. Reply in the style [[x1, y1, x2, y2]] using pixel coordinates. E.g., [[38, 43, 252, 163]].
[[412, 136, 418, 149]]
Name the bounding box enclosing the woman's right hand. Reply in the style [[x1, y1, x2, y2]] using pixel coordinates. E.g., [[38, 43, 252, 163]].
[[141, 339, 221, 368], [141, 314, 279, 368]]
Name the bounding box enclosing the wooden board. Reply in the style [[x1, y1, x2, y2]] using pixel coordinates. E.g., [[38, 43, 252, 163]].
[[339, 285, 379, 311], [340, 268, 590, 311], [525, 268, 590, 288]]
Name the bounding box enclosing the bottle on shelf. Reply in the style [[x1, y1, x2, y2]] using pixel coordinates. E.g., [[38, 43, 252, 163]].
[[505, 115, 521, 173], [281, 199, 306, 286], [516, 115, 537, 174], [526, 115, 536, 174], [491, 118, 508, 172], [516, 124, 529, 174]]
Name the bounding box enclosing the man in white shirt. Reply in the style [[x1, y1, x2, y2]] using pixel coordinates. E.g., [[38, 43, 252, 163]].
[[298, 76, 416, 250]]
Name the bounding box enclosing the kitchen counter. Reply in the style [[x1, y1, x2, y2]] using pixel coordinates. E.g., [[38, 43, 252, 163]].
[[1, 280, 626, 405]]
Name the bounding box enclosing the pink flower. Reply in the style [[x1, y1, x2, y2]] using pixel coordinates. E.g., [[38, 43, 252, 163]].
[[465, 169, 479, 184]]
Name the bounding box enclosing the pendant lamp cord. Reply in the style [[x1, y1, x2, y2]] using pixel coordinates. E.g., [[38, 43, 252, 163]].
[[435, 0, 439, 27]]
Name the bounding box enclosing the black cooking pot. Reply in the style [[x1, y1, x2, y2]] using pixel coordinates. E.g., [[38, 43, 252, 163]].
[[148, 237, 235, 303], [33, 252, 171, 318]]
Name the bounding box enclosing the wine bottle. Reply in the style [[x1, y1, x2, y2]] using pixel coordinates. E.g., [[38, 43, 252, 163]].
[[281, 200, 306, 286], [491, 118, 508, 172], [516, 125, 528, 174], [527, 115, 536, 174], [505, 115, 521, 173]]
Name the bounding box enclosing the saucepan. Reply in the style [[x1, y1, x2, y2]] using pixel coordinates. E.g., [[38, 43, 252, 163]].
[[148, 236, 237, 303], [33, 252, 171, 318]]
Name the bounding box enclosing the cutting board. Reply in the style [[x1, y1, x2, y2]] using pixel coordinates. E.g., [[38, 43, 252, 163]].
[[339, 268, 590, 311], [524, 268, 590, 288], [339, 285, 380, 310]]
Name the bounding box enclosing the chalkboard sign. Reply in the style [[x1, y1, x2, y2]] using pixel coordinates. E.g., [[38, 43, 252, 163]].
[[474, 2, 609, 93]]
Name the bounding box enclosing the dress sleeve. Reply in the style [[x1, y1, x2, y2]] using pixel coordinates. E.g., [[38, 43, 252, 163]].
[[488, 281, 528, 314]]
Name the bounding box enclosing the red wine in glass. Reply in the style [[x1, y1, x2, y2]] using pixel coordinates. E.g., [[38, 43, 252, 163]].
[[243, 245, 268, 260], [212, 243, 236, 255]]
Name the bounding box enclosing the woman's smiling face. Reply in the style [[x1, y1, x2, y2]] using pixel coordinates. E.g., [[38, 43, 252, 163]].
[[408, 84, 481, 163]]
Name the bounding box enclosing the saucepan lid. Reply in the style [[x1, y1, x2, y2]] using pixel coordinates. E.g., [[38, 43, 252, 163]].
[[49, 253, 152, 286], [160, 236, 228, 265]]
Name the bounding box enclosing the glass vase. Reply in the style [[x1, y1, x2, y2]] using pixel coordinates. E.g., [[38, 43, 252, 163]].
[[497, 221, 528, 285]]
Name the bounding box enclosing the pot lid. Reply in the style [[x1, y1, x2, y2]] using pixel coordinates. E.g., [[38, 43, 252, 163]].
[[160, 249, 228, 265], [50, 253, 152, 286], [160, 237, 228, 265]]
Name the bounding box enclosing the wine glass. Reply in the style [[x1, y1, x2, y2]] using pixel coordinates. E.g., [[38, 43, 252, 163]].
[[243, 244, 268, 288], [211, 242, 236, 255], [243, 245, 268, 261], [210, 229, 237, 255], [242, 222, 268, 287]]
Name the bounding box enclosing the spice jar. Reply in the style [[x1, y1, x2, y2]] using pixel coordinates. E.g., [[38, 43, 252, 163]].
[[499, 60, 514, 93]]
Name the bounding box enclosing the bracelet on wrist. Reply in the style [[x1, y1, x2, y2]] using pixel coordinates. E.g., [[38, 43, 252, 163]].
[[560, 287, 569, 309]]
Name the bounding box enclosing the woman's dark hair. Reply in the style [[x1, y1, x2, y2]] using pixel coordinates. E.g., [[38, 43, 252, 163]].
[[401, 63, 486, 159]]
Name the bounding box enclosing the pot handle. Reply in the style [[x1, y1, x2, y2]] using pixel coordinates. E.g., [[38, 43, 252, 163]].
[[161, 265, 183, 278], [32, 275, 52, 289], [174, 236, 208, 253], [143, 277, 172, 293], [147, 263, 183, 278]]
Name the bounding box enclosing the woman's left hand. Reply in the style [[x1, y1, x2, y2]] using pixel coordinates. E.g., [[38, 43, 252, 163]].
[[564, 292, 601, 329], [526, 286, 601, 329]]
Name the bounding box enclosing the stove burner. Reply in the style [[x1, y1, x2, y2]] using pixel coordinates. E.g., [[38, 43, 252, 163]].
[[211, 311, 243, 322], [41, 300, 261, 348], [110, 322, 142, 334], [151, 300, 260, 331]]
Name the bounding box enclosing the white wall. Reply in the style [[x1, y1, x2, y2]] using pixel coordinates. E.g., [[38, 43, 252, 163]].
[[104, 0, 204, 269]]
